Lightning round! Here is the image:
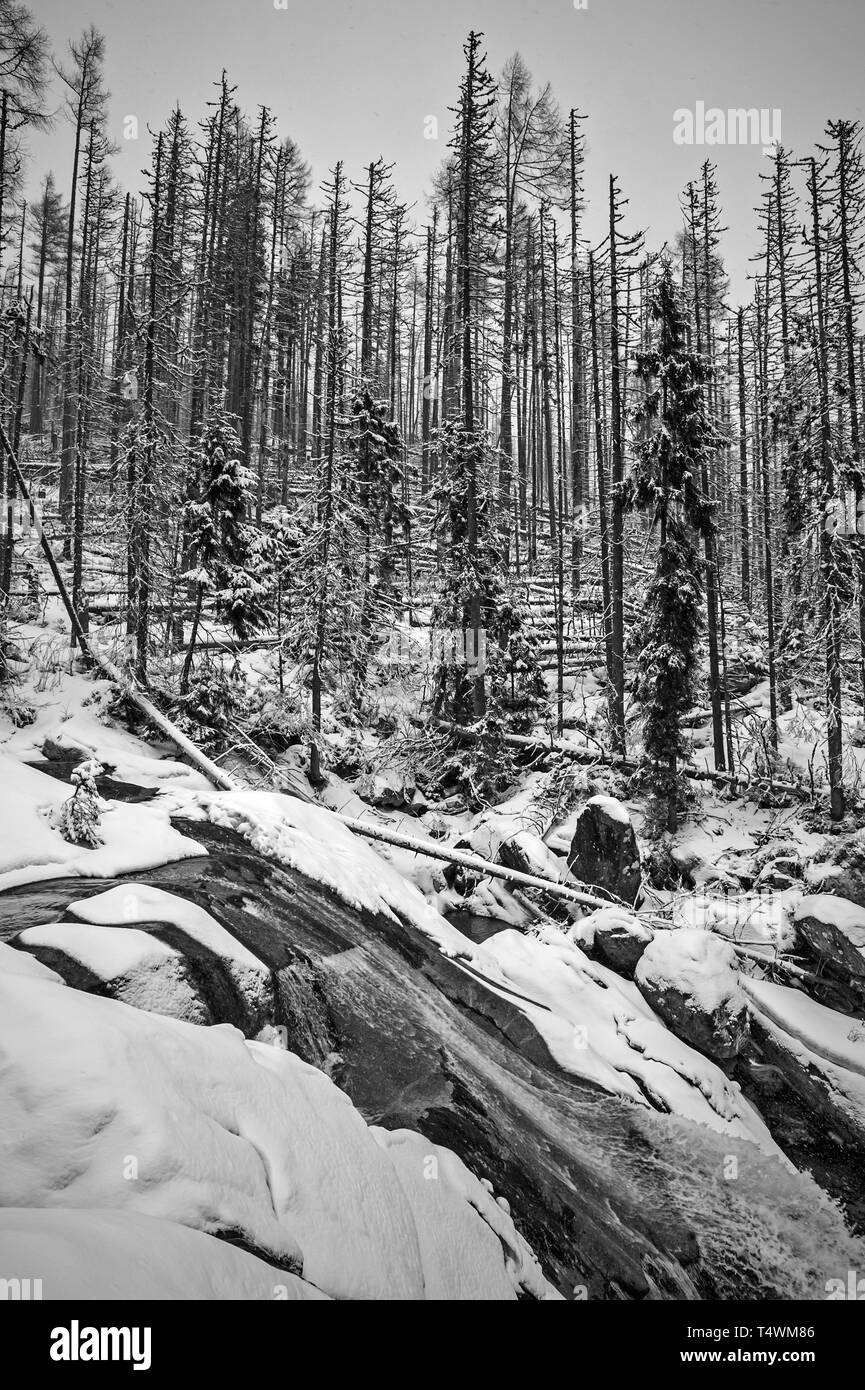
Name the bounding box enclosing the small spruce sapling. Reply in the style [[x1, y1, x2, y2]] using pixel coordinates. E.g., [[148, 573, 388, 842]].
[[54, 759, 105, 847]]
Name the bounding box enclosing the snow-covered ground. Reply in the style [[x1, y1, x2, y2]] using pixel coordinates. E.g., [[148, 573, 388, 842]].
[[2, 639, 865, 1297]]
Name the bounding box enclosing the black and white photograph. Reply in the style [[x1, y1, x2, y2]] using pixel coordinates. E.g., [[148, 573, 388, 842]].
[[0, 0, 864, 1347]]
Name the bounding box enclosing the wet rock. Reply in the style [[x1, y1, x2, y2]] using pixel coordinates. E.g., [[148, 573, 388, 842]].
[[635, 928, 750, 1060], [568, 796, 642, 906], [794, 895, 865, 980]]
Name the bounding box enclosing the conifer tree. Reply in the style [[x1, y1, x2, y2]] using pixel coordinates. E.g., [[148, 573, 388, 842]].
[[625, 263, 718, 831]]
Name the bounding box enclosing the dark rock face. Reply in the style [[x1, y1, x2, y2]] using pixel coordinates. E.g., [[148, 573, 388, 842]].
[[794, 896, 865, 981], [568, 797, 642, 907]]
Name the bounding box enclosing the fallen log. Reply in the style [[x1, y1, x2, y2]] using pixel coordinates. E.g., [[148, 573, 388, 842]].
[[331, 811, 619, 913], [4, 424, 240, 796], [428, 718, 808, 800]]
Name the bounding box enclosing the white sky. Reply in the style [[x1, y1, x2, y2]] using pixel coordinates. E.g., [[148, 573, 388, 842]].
[[27, 0, 865, 305]]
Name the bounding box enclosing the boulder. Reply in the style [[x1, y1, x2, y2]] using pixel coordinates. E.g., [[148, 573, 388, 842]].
[[568, 795, 642, 906], [584, 907, 653, 977], [41, 734, 91, 765], [360, 769, 416, 810], [458, 816, 574, 916], [16, 923, 215, 1026], [17, 883, 279, 1035], [793, 895, 865, 980], [635, 928, 750, 1060]]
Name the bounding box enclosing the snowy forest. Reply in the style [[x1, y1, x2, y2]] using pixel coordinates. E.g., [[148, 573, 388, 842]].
[[2, 0, 865, 1317]]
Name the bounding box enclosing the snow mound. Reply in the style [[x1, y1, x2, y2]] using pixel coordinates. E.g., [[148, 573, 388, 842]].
[[20, 922, 178, 980], [585, 793, 631, 824], [0, 1208, 329, 1301], [0, 964, 554, 1301], [67, 883, 268, 974], [635, 928, 751, 1061], [637, 928, 743, 1015], [0, 939, 65, 984], [0, 753, 204, 892]]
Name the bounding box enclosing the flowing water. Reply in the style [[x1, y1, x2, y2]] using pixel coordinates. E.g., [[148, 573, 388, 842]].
[[2, 815, 862, 1300]]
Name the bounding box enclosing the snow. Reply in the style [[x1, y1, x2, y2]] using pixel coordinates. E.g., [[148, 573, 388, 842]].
[[0, 939, 65, 984], [2, 675, 212, 792], [67, 883, 267, 975], [470, 925, 780, 1156], [794, 893, 865, 948], [19, 922, 178, 981], [741, 976, 865, 1080], [166, 787, 494, 969], [0, 1208, 329, 1301], [0, 963, 554, 1300], [675, 887, 798, 953], [0, 753, 205, 893], [585, 793, 631, 825], [573, 905, 652, 952], [741, 975, 865, 1138], [636, 928, 746, 1016]]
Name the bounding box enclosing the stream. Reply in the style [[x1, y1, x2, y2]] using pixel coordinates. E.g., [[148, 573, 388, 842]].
[[2, 810, 863, 1300]]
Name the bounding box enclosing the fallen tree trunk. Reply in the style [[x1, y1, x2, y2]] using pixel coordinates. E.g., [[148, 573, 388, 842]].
[[3, 425, 240, 795], [331, 811, 618, 913], [428, 719, 807, 799]]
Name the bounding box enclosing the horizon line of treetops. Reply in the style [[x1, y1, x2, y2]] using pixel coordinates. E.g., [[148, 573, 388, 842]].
[[2, 12, 864, 825]]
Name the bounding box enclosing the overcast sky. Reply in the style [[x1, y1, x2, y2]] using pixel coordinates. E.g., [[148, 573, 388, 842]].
[[28, 0, 865, 304]]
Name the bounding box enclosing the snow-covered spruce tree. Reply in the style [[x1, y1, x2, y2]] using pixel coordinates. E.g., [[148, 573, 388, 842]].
[[431, 421, 544, 805], [180, 414, 273, 696], [349, 387, 408, 700], [54, 759, 104, 848], [623, 263, 719, 833]]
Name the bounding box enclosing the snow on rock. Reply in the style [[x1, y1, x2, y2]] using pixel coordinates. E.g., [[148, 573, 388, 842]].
[[804, 831, 865, 908], [19, 691, 213, 792], [0, 939, 65, 984], [17, 922, 213, 1026], [674, 886, 798, 954], [23, 884, 278, 1031], [0, 965, 554, 1300], [635, 929, 750, 1060], [741, 974, 865, 1142], [20, 921, 177, 981], [166, 787, 498, 971], [0, 1208, 329, 1301], [578, 905, 654, 976], [475, 926, 779, 1156], [794, 895, 865, 979], [462, 816, 572, 886], [372, 1130, 555, 1300], [0, 753, 204, 892], [162, 787, 783, 1149]]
